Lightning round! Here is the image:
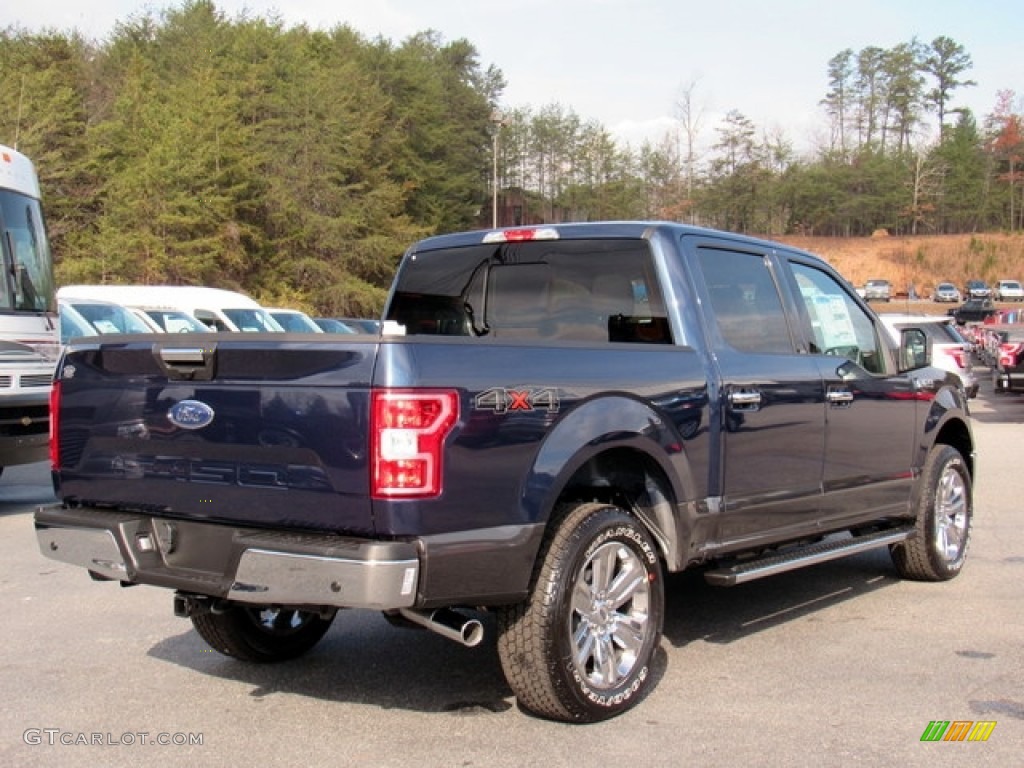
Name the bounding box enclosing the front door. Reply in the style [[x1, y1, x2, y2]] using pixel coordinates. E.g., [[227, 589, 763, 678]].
[[785, 260, 918, 524]]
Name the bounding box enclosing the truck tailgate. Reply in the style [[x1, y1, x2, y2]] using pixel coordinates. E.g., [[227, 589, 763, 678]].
[[53, 336, 378, 534]]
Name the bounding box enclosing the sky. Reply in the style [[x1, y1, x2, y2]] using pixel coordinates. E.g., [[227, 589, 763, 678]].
[[3, 1, 1021, 151]]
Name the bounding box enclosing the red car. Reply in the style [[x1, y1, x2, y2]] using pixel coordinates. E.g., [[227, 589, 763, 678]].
[[992, 324, 1024, 394]]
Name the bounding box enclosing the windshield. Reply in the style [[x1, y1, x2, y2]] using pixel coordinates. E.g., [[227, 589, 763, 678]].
[[223, 308, 285, 332], [59, 306, 97, 343], [0, 189, 56, 313], [142, 309, 211, 333], [66, 301, 152, 335], [270, 311, 322, 332]]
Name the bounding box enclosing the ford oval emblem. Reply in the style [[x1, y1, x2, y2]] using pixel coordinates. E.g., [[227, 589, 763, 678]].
[[168, 400, 215, 430]]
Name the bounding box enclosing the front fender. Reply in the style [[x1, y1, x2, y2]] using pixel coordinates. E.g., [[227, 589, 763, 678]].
[[917, 376, 974, 476]]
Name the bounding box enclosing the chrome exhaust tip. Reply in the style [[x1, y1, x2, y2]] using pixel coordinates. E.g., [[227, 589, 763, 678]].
[[397, 607, 484, 647]]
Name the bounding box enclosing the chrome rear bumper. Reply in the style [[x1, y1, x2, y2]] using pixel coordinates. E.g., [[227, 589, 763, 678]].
[[35, 505, 419, 610]]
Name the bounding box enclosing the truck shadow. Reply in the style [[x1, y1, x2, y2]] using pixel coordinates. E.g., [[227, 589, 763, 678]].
[[662, 549, 899, 647], [148, 611, 519, 716], [146, 550, 899, 717]]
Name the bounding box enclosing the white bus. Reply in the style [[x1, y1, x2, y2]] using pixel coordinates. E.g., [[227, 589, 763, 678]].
[[0, 145, 59, 473]]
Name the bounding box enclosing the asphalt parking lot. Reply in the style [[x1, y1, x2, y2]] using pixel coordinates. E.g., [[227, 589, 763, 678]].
[[0, 380, 1021, 768]]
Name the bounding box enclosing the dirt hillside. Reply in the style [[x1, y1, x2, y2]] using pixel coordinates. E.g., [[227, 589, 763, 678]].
[[772, 232, 1024, 297]]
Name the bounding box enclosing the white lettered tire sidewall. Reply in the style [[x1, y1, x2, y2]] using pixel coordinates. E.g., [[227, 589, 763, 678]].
[[497, 502, 665, 722], [892, 444, 973, 581]]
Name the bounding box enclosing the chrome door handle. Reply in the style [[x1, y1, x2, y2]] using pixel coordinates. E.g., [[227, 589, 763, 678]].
[[729, 390, 762, 409], [826, 389, 854, 405]]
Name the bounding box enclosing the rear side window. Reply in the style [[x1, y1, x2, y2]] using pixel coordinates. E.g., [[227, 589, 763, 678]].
[[695, 247, 793, 354], [387, 239, 671, 344]]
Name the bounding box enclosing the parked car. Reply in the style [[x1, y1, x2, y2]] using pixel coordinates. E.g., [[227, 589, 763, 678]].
[[265, 308, 324, 333], [313, 318, 358, 334], [965, 279, 992, 299], [58, 284, 284, 333], [336, 317, 382, 334], [973, 310, 1024, 367], [880, 314, 979, 398], [863, 279, 892, 302], [991, 324, 1024, 394], [58, 297, 153, 343], [933, 282, 961, 303], [130, 307, 212, 333], [949, 298, 997, 325], [994, 279, 1023, 301]]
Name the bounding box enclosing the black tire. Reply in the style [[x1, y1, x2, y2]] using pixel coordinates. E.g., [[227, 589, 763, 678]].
[[497, 502, 664, 723], [191, 605, 335, 662], [891, 444, 972, 581]]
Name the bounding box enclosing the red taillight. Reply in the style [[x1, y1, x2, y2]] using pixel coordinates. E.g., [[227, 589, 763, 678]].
[[48, 380, 60, 470], [371, 389, 458, 498], [998, 342, 1024, 369], [943, 348, 967, 369]]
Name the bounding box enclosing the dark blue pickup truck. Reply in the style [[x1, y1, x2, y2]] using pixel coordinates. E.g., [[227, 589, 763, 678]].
[[36, 222, 975, 722]]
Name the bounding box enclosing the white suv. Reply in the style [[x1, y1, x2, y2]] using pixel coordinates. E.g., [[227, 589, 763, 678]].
[[879, 314, 979, 398], [995, 279, 1023, 301]]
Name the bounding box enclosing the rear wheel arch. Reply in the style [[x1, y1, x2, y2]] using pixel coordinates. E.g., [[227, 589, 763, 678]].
[[518, 395, 702, 582], [542, 445, 687, 573]]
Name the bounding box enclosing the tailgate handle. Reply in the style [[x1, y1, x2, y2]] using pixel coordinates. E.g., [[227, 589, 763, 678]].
[[155, 345, 216, 380]]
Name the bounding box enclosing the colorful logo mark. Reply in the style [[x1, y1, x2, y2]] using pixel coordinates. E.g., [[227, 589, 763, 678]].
[[920, 720, 996, 742]]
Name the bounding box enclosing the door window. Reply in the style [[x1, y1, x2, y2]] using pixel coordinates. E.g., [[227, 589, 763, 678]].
[[789, 262, 885, 375], [696, 247, 793, 354]]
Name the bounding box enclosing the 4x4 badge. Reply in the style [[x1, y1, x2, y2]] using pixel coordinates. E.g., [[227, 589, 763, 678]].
[[167, 399, 215, 430]]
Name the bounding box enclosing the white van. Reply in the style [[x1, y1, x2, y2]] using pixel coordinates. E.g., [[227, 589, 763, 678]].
[[58, 285, 284, 333]]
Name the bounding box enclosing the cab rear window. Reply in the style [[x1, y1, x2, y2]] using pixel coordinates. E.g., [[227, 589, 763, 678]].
[[387, 240, 671, 344]]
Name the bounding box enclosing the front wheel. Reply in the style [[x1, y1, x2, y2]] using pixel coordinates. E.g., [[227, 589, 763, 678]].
[[191, 605, 335, 662], [497, 502, 664, 723], [891, 444, 972, 581]]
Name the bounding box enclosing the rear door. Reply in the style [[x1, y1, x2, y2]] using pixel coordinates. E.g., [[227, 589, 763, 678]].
[[689, 239, 826, 551]]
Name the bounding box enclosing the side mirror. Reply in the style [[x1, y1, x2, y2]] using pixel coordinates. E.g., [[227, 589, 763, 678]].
[[898, 327, 930, 372]]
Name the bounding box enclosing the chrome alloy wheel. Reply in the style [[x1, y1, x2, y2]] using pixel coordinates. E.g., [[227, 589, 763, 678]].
[[569, 541, 652, 690], [934, 463, 969, 562]]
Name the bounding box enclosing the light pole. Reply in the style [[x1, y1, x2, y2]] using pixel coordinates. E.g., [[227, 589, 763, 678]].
[[490, 109, 504, 228]]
